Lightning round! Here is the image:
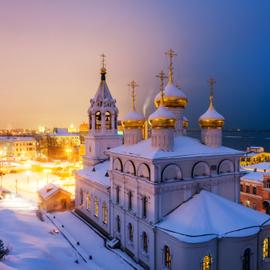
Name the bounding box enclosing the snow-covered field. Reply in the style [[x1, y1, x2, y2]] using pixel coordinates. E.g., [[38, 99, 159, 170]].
[[0, 195, 142, 270]]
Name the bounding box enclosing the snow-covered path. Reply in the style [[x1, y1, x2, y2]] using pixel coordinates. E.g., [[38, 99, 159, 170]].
[[49, 212, 143, 270], [0, 197, 89, 270]]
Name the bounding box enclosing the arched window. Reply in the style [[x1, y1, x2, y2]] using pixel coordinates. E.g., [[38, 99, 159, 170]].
[[113, 158, 123, 171], [162, 164, 182, 181], [124, 160, 136, 175], [95, 111, 102, 130], [105, 111, 112, 129], [116, 186, 120, 204], [192, 162, 210, 178], [242, 248, 251, 270], [142, 196, 147, 218], [87, 193, 91, 210], [142, 232, 148, 253], [218, 159, 234, 174], [128, 223, 133, 242], [137, 163, 150, 179], [94, 197, 99, 217], [102, 203, 108, 224], [128, 191, 133, 211], [263, 238, 270, 259], [116, 215, 121, 233], [202, 255, 212, 270], [164, 245, 171, 269]]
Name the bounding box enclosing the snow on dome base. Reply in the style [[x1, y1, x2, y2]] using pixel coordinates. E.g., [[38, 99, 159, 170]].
[[149, 106, 176, 128], [154, 82, 188, 108], [199, 103, 224, 128]]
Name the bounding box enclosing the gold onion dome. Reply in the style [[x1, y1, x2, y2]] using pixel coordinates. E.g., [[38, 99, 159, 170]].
[[154, 49, 188, 108], [149, 70, 176, 129], [122, 80, 145, 129], [183, 116, 189, 129], [199, 78, 224, 128]]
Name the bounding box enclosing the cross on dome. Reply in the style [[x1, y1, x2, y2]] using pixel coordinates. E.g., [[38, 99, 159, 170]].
[[128, 80, 139, 111], [165, 49, 177, 83], [208, 77, 216, 104], [156, 70, 168, 106]]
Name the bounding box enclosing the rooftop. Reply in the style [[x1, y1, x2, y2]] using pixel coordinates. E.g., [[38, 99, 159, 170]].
[[108, 135, 242, 160], [157, 190, 270, 243], [76, 160, 110, 187]]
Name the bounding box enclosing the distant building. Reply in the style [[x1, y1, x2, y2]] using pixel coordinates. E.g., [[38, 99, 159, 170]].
[[38, 183, 73, 212], [0, 136, 37, 160], [240, 146, 270, 166], [241, 162, 270, 214], [47, 129, 80, 161]]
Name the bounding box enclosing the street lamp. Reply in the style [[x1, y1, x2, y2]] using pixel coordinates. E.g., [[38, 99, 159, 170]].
[[43, 169, 52, 185]]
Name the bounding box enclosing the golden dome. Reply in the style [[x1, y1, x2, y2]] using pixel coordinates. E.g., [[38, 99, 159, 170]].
[[183, 116, 189, 129], [149, 106, 176, 129], [122, 111, 145, 129]]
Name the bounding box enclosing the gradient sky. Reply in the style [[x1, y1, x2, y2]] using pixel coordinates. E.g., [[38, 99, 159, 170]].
[[0, 0, 269, 130]]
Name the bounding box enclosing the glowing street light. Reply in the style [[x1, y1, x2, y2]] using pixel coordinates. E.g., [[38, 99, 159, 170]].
[[43, 169, 52, 185]]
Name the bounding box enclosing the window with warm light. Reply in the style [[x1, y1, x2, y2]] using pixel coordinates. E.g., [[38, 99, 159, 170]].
[[102, 203, 108, 224], [263, 238, 270, 259], [164, 245, 171, 269], [95, 111, 102, 130], [105, 111, 112, 129], [87, 193, 91, 210], [202, 255, 212, 270], [94, 196, 99, 217]]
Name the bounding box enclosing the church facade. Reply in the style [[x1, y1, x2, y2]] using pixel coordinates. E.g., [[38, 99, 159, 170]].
[[75, 51, 270, 270]]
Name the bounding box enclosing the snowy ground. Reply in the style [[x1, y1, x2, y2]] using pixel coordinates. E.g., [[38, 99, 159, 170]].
[[0, 195, 142, 270]]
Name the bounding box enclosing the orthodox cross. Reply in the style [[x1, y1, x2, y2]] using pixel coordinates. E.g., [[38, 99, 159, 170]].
[[156, 70, 168, 106], [128, 80, 139, 111], [165, 49, 177, 83]]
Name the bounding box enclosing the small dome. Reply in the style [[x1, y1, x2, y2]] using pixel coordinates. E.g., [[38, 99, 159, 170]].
[[199, 102, 224, 128], [183, 116, 189, 129], [154, 82, 188, 108], [122, 111, 145, 128], [149, 106, 176, 129]]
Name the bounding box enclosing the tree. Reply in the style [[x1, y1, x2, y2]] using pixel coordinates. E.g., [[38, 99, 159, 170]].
[[0, 240, 9, 260]]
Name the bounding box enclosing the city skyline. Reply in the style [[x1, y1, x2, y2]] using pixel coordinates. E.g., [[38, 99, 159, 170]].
[[0, 0, 269, 129]]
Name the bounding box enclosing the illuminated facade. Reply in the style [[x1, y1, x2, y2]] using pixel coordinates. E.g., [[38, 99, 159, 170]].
[[76, 52, 270, 270]]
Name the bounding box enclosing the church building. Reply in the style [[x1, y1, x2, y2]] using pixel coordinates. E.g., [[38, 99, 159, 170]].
[[75, 51, 270, 270]]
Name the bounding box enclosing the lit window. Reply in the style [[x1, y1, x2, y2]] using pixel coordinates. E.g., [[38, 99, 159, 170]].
[[87, 193, 91, 210], [128, 223, 133, 242], [164, 245, 171, 269], [102, 203, 108, 224], [142, 232, 148, 253], [95, 111, 102, 130], [105, 111, 112, 129], [94, 197, 99, 217], [263, 238, 270, 259], [246, 200, 250, 208], [202, 255, 212, 270]]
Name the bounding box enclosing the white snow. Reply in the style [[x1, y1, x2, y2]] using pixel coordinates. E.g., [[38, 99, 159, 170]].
[[109, 135, 242, 160], [122, 110, 144, 121], [157, 190, 270, 243], [243, 162, 270, 172], [148, 106, 175, 120], [76, 161, 110, 187], [241, 171, 265, 183], [199, 102, 224, 121], [38, 183, 70, 200], [155, 81, 187, 100]]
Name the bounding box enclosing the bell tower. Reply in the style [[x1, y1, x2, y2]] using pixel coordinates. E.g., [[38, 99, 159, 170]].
[[84, 54, 122, 167]]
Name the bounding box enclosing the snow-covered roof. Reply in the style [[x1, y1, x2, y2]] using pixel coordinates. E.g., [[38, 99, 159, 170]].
[[243, 162, 270, 172], [157, 190, 270, 243], [76, 160, 110, 187], [0, 136, 36, 142], [94, 80, 113, 101], [149, 105, 175, 121], [123, 110, 144, 121], [108, 136, 242, 160], [38, 183, 70, 200], [155, 82, 187, 100], [199, 102, 224, 121], [241, 172, 265, 183]]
